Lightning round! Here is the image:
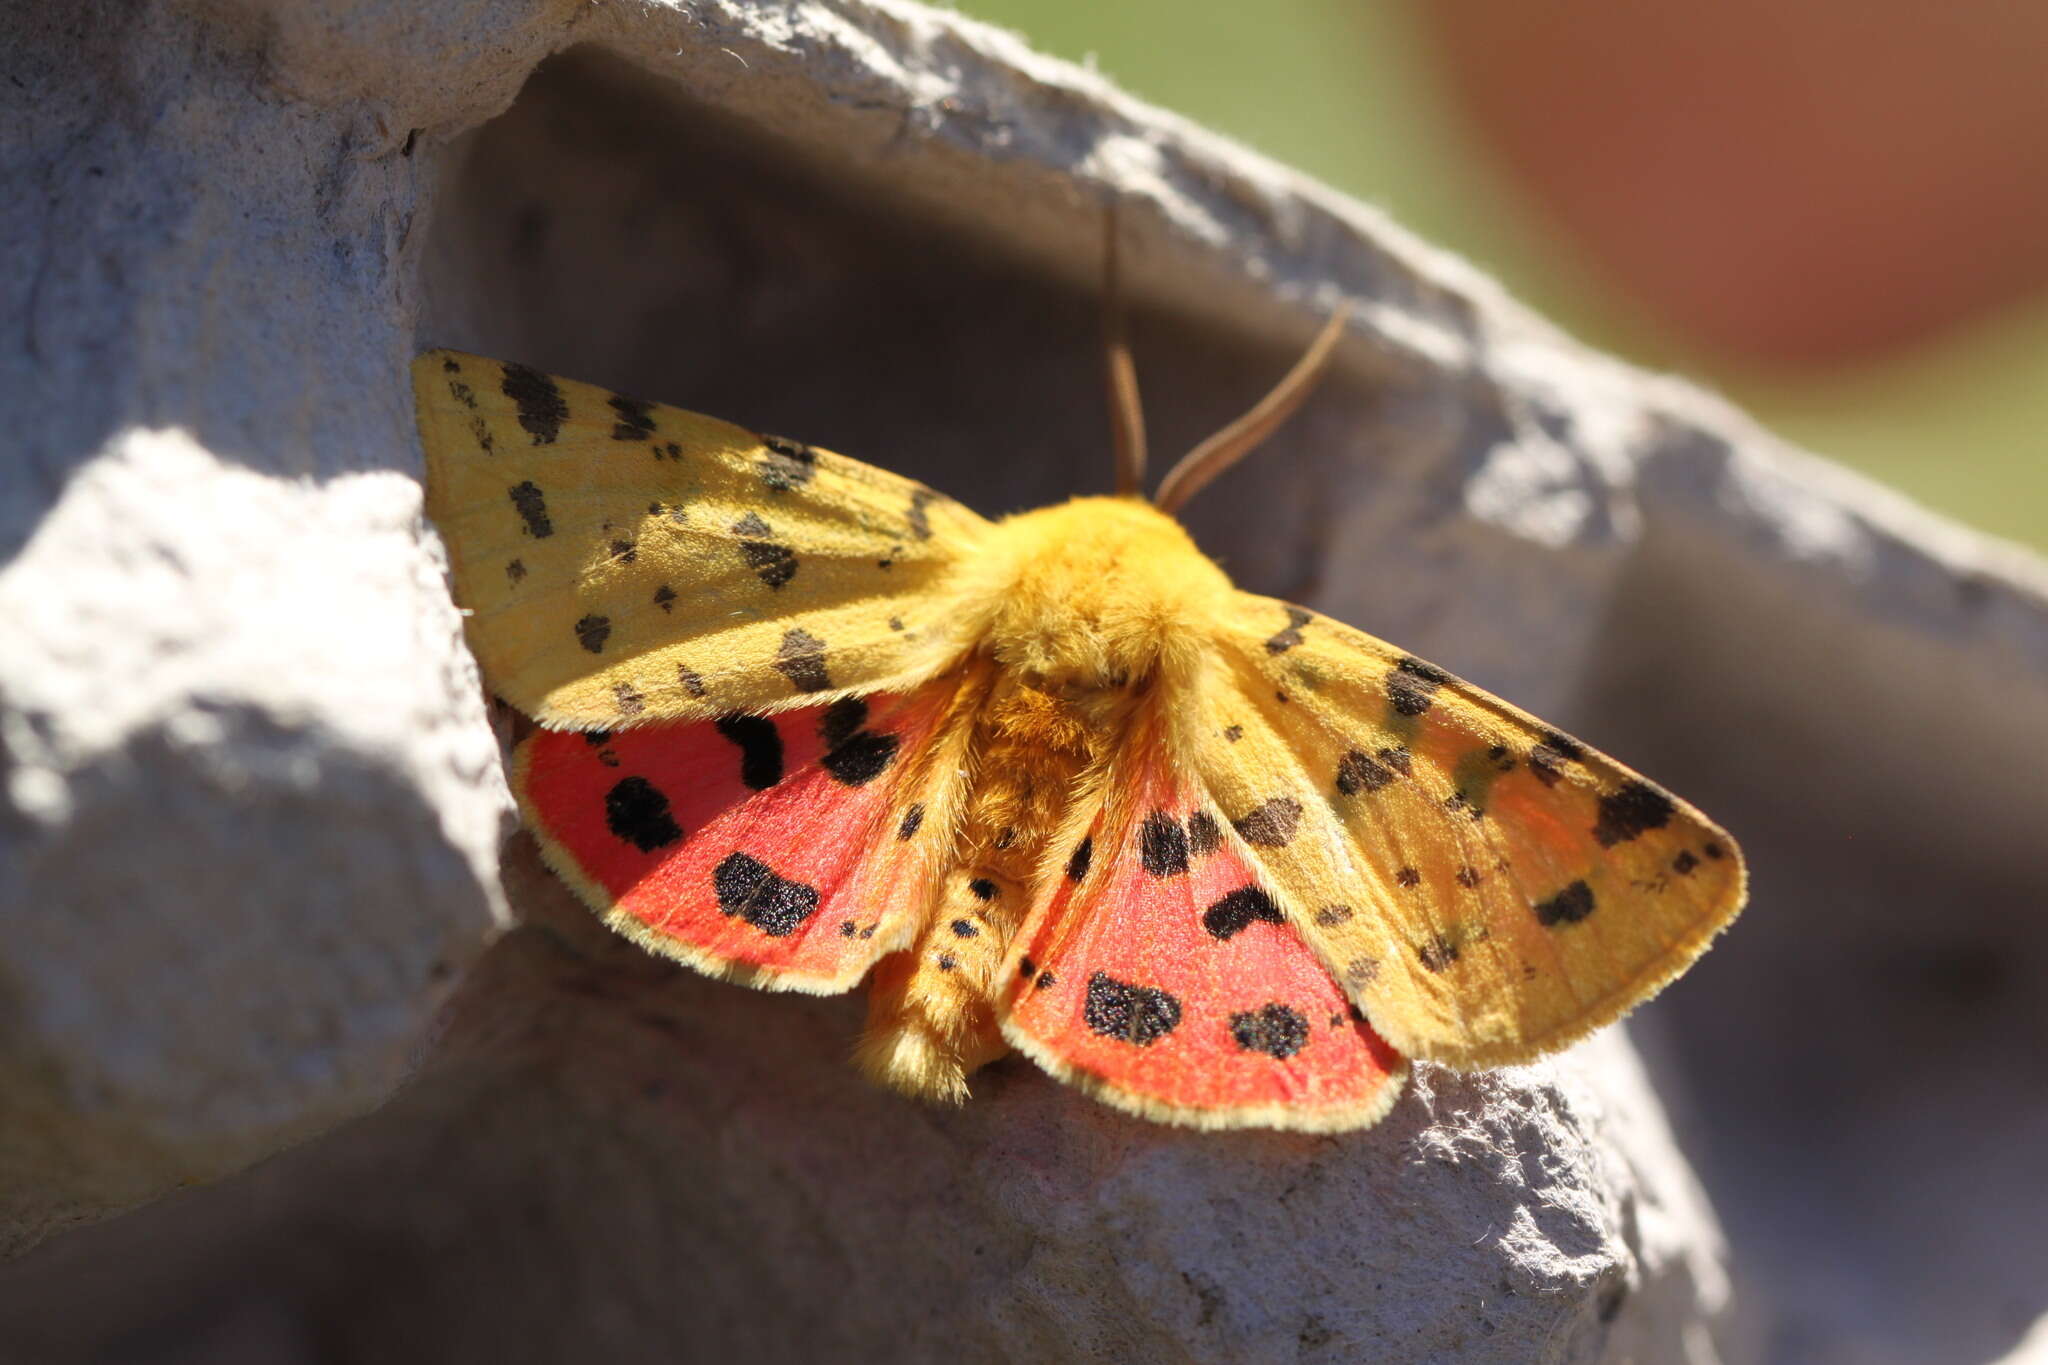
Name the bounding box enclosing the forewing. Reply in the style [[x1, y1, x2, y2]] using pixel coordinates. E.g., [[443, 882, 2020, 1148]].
[[517, 680, 976, 993], [1188, 595, 1746, 1068], [998, 718, 1406, 1132], [415, 350, 989, 728]]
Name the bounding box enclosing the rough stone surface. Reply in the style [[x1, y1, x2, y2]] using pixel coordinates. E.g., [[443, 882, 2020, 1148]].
[[1, 0, 2044, 1361]]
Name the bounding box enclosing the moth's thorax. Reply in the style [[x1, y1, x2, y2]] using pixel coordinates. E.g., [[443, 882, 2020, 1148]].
[[968, 497, 1234, 690]]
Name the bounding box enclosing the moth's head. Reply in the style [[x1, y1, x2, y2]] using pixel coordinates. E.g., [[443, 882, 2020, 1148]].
[[974, 497, 1231, 690]]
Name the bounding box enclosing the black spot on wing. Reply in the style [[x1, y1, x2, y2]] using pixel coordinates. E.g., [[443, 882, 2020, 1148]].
[[1234, 797, 1302, 848], [612, 683, 644, 717], [906, 489, 936, 540], [505, 559, 525, 584], [1592, 781, 1676, 847], [609, 392, 656, 440], [1672, 850, 1699, 875], [501, 363, 568, 444], [713, 851, 820, 937], [1534, 880, 1596, 927], [1418, 933, 1459, 973], [820, 698, 868, 750], [1230, 1003, 1309, 1059], [968, 878, 998, 902], [732, 512, 797, 589], [1335, 746, 1408, 796], [714, 714, 783, 790], [1528, 730, 1585, 788], [574, 615, 611, 654], [652, 584, 676, 612], [1387, 657, 1448, 718], [507, 481, 553, 538], [774, 628, 831, 693], [818, 698, 899, 785], [951, 919, 979, 937], [1202, 885, 1283, 941], [1313, 905, 1354, 927], [758, 435, 817, 490], [1264, 605, 1312, 655], [1185, 810, 1222, 856], [824, 732, 899, 785], [1083, 972, 1181, 1046], [605, 777, 681, 852], [1139, 811, 1189, 877], [1394, 867, 1421, 888], [1065, 836, 1093, 882], [677, 665, 707, 698], [897, 803, 925, 840]]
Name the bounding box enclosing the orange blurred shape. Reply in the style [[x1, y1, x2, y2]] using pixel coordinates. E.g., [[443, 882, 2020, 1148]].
[[1413, 2, 2048, 370]]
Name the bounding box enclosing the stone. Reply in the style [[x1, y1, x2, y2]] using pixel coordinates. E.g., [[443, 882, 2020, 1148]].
[[2, 0, 2044, 1359]]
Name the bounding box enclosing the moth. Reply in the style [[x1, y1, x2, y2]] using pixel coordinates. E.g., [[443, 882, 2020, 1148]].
[[414, 253, 1744, 1133]]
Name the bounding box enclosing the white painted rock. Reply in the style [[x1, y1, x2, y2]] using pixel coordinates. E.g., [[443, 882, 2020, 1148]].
[[2, 0, 2043, 1360]]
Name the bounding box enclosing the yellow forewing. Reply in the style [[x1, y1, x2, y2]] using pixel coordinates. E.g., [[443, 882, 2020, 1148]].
[[414, 350, 989, 728], [1179, 594, 1746, 1068]]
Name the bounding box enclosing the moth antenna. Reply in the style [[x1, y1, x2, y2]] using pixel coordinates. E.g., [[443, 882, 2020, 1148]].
[[1102, 202, 1148, 497], [1152, 301, 1353, 515]]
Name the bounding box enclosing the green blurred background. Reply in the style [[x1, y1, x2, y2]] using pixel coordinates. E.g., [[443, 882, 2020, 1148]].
[[951, 0, 2048, 553]]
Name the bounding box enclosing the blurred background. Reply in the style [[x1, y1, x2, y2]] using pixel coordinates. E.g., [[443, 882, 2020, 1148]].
[[954, 0, 2048, 553]]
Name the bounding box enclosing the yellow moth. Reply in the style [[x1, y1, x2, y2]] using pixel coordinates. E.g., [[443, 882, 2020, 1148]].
[[414, 231, 1744, 1132]]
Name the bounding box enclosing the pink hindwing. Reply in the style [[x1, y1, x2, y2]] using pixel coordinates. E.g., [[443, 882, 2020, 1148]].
[[517, 683, 963, 992], [999, 739, 1406, 1130]]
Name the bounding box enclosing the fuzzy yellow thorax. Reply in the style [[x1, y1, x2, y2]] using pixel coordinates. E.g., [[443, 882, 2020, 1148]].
[[962, 496, 1233, 690]]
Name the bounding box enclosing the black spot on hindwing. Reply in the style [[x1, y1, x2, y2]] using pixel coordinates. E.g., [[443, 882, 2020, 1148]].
[[1230, 1003, 1309, 1059], [1185, 810, 1222, 856], [1066, 837, 1093, 882], [714, 714, 783, 790], [1139, 811, 1189, 876], [897, 804, 925, 840], [816, 696, 898, 785], [574, 615, 611, 653], [821, 732, 898, 785], [712, 852, 820, 937], [1084, 972, 1182, 1046], [820, 698, 868, 750], [605, 777, 681, 851], [1202, 886, 1283, 940]]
